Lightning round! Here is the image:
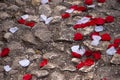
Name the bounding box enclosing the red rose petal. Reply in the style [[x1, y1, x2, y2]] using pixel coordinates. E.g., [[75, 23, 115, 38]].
[[117, 47, 120, 54], [76, 61, 84, 69], [76, 6, 87, 11], [39, 59, 48, 68], [90, 32, 100, 39], [105, 16, 114, 23], [25, 21, 35, 28], [61, 13, 70, 19], [108, 44, 119, 49], [84, 50, 93, 57], [97, 0, 106, 3], [17, 18, 26, 24], [114, 38, 120, 44], [73, 24, 81, 30], [70, 5, 78, 10], [95, 18, 105, 25], [0, 48, 10, 57], [84, 58, 94, 66], [73, 33, 83, 41], [85, 0, 93, 5], [101, 33, 111, 41], [23, 74, 32, 80], [71, 52, 81, 58], [93, 51, 101, 60]]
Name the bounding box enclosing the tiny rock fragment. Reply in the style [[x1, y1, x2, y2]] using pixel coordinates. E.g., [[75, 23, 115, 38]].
[[4, 65, 12, 72], [19, 59, 30, 67], [110, 54, 120, 64]]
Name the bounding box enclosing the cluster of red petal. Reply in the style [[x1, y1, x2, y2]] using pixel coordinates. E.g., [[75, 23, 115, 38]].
[[73, 33, 83, 41], [71, 52, 81, 58], [0, 48, 10, 57], [17, 18, 35, 28], [23, 74, 32, 80], [39, 59, 48, 68], [101, 33, 111, 41]]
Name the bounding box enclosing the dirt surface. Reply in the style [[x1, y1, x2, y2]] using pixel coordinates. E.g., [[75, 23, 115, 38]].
[[0, 0, 120, 80]]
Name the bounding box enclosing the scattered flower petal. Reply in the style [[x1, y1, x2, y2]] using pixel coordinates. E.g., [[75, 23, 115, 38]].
[[9, 27, 18, 33], [19, 59, 30, 67], [87, 4, 95, 8], [23, 74, 32, 80], [70, 5, 78, 10], [101, 33, 111, 41], [84, 50, 93, 57], [108, 44, 118, 49], [91, 35, 101, 46], [21, 14, 29, 20], [85, 0, 93, 5], [65, 9, 74, 13], [40, 14, 53, 24], [25, 21, 35, 28], [93, 51, 101, 60], [106, 46, 116, 55], [73, 33, 83, 41], [77, 17, 90, 24], [76, 61, 84, 69], [117, 47, 120, 54], [76, 6, 87, 11], [95, 26, 104, 32], [41, 0, 49, 4], [90, 32, 100, 39], [17, 18, 26, 24], [114, 38, 120, 44], [95, 18, 105, 25], [4, 65, 12, 72], [0, 48, 10, 57], [105, 16, 114, 23], [61, 13, 70, 19], [84, 58, 94, 66], [71, 45, 86, 56], [97, 0, 106, 3], [39, 59, 48, 68], [71, 52, 81, 58]]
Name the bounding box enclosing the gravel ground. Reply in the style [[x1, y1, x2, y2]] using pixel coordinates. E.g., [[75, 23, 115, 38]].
[[0, 0, 120, 80]]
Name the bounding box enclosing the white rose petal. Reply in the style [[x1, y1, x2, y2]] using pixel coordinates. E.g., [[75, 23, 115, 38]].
[[92, 35, 101, 41], [40, 14, 53, 24], [95, 26, 104, 32], [21, 14, 29, 20], [41, 0, 49, 4], [91, 40, 100, 46], [45, 17, 53, 24], [65, 9, 74, 13], [4, 65, 12, 72], [19, 59, 30, 67], [106, 47, 116, 55], [9, 27, 18, 33], [77, 17, 90, 24], [71, 45, 86, 55], [87, 5, 95, 8]]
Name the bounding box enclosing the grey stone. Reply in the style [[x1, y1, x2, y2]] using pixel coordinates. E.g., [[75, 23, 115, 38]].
[[53, 6, 67, 15], [4, 32, 13, 39], [2, 20, 14, 31], [0, 12, 10, 19], [25, 48, 35, 54], [16, 0, 26, 5], [61, 65, 76, 71], [79, 63, 95, 72], [7, 41, 24, 50], [7, 5, 19, 11], [21, 31, 37, 45], [31, 70, 49, 78], [110, 54, 120, 64], [27, 63, 38, 72], [9, 70, 18, 75], [0, 73, 4, 79], [51, 16, 62, 23], [77, 26, 94, 36], [43, 52, 59, 59], [42, 63, 58, 69], [50, 71, 65, 80], [83, 72, 94, 80], [34, 29, 52, 42], [0, 66, 4, 72], [39, 4, 52, 17], [31, 0, 40, 6], [0, 3, 8, 10]]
